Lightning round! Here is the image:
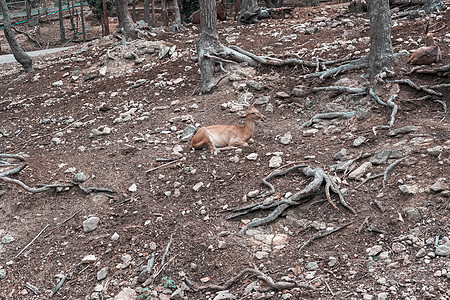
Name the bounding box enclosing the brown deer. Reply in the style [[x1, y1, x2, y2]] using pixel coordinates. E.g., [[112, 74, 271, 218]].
[[190, 1, 226, 24], [407, 33, 442, 65], [189, 104, 265, 154]]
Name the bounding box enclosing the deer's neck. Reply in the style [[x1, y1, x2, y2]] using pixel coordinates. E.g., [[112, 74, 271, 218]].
[[242, 118, 256, 140]]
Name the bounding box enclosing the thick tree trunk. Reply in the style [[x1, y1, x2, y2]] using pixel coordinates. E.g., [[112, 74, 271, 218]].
[[368, 0, 394, 81], [144, 0, 150, 24], [58, 0, 66, 41], [171, 0, 185, 31], [238, 0, 260, 25], [161, 0, 169, 26], [0, 0, 33, 72], [197, 0, 220, 94], [115, 0, 137, 40]]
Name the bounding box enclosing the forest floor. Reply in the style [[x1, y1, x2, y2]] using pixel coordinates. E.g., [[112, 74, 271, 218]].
[[0, 2, 449, 300]]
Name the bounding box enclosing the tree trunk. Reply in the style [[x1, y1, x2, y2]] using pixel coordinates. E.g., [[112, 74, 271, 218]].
[[25, 0, 32, 22], [151, 0, 155, 26], [132, 0, 137, 22], [58, 0, 66, 41], [144, 0, 150, 24], [170, 0, 184, 31], [0, 0, 33, 72], [80, 0, 86, 41], [161, 0, 169, 26], [103, 0, 110, 35], [68, 0, 75, 31], [368, 0, 394, 81], [197, 0, 219, 94], [238, 0, 260, 25], [115, 0, 137, 39]]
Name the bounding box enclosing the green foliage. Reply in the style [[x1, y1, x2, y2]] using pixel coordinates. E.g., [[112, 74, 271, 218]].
[[86, 0, 115, 20], [162, 276, 176, 289]]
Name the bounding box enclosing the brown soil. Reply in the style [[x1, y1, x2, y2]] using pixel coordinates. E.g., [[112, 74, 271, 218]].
[[0, 3, 449, 300]]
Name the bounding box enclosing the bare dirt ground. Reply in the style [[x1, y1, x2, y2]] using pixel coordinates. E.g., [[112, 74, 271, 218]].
[[0, 2, 449, 300]]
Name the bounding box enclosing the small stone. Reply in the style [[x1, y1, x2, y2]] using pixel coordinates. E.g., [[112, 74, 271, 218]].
[[213, 290, 237, 300], [0, 269, 6, 279], [83, 216, 100, 233], [367, 245, 383, 256], [52, 80, 63, 87], [399, 185, 419, 194], [114, 287, 137, 300], [305, 261, 319, 271], [427, 146, 443, 157], [370, 149, 391, 165], [353, 136, 367, 147], [280, 132, 292, 145], [402, 207, 421, 222], [269, 156, 282, 168], [128, 183, 137, 192], [247, 190, 259, 198], [348, 162, 372, 180], [328, 257, 338, 267], [82, 255, 97, 263], [74, 172, 88, 183], [333, 148, 347, 161], [276, 91, 290, 98], [416, 248, 426, 258], [377, 292, 388, 300], [111, 232, 119, 241], [429, 178, 448, 192], [392, 242, 406, 253], [388, 125, 421, 136], [255, 251, 269, 260], [1, 234, 14, 244], [303, 129, 319, 136], [193, 182, 204, 192], [246, 153, 258, 160], [435, 244, 450, 256], [180, 125, 197, 142], [51, 137, 62, 145], [97, 267, 108, 280]]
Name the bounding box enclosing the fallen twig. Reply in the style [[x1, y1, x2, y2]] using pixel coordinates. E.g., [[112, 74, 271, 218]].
[[300, 111, 357, 128], [299, 222, 354, 252], [14, 224, 50, 259], [49, 275, 67, 297], [25, 282, 39, 295], [161, 234, 173, 266], [312, 86, 367, 94], [145, 157, 185, 173], [43, 208, 83, 238]]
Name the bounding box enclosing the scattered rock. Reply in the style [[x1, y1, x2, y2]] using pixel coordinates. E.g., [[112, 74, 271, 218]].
[[429, 178, 448, 192], [391, 242, 406, 253], [128, 183, 137, 192], [435, 243, 450, 256], [246, 153, 258, 160], [74, 172, 88, 183], [353, 136, 367, 147], [0, 268, 6, 279], [193, 182, 204, 192], [280, 132, 292, 145], [427, 145, 443, 157], [83, 216, 100, 233], [82, 255, 97, 263], [275, 91, 290, 98], [1, 234, 14, 244], [399, 185, 419, 195], [333, 148, 347, 161], [305, 261, 319, 271], [255, 251, 269, 259], [114, 287, 137, 300], [180, 125, 197, 142], [111, 232, 119, 241], [269, 156, 282, 168], [367, 245, 383, 256], [52, 80, 63, 87], [370, 149, 391, 165], [348, 162, 372, 180], [97, 267, 108, 281], [213, 290, 237, 300]]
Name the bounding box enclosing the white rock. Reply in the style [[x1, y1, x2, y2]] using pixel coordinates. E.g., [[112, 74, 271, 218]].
[[246, 153, 258, 160], [269, 156, 282, 168], [193, 182, 204, 192], [82, 255, 97, 263], [128, 183, 137, 192]]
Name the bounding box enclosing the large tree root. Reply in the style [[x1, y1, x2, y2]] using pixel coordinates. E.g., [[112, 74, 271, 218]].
[[388, 79, 442, 97], [185, 268, 315, 292], [228, 166, 356, 235], [409, 63, 450, 77], [300, 111, 357, 128], [303, 56, 369, 79]]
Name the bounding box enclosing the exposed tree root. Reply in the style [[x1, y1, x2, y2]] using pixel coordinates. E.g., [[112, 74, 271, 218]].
[[388, 79, 442, 97], [409, 63, 450, 77], [186, 268, 315, 292], [12, 26, 42, 48], [369, 91, 398, 134], [229, 166, 356, 235], [300, 111, 357, 128], [331, 151, 363, 177], [355, 157, 406, 189], [312, 86, 367, 94], [299, 222, 354, 252], [303, 56, 369, 79]]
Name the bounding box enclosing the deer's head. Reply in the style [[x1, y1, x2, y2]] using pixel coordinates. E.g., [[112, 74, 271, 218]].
[[246, 105, 265, 122]]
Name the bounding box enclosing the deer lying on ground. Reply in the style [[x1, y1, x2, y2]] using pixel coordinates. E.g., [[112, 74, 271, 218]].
[[189, 104, 265, 153], [190, 1, 226, 24], [407, 33, 442, 65]]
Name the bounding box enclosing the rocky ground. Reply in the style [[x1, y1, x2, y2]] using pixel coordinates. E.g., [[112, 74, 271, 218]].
[[0, 2, 450, 300]]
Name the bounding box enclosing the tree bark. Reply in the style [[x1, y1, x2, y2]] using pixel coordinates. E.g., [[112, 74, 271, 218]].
[[171, 0, 185, 31], [161, 0, 169, 26], [25, 0, 32, 22], [368, 0, 394, 81], [102, 0, 110, 35], [80, 0, 86, 41], [115, 0, 137, 40], [238, 0, 260, 25], [197, 0, 220, 94], [0, 0, 33, 72], [58, 0, 66, 41], [144, 0, 150, 24]]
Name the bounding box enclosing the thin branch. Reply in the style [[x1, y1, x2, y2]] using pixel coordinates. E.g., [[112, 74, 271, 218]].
[[14, 224, 50, 259], [355, 157, 406, 189], [145, 157, 185, 173], [161, 234, 173, 266], [388, 79, 442, 97], [49, 275, 67, 297], [299, 222, 354, 252]]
